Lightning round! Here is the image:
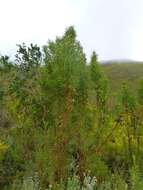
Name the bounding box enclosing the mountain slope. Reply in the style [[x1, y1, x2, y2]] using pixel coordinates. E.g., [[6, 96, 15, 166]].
[[102, 62, 143, 93]]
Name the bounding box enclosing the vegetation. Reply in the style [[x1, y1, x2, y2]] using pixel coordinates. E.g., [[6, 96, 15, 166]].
[[0, 27, 143, 189], [102, 62, 143, 94]]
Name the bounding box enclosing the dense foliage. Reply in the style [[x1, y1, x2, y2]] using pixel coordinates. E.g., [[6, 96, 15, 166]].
[[0, 27, 143, 189]]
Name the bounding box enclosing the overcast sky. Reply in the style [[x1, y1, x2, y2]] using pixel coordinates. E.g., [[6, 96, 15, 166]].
[[0, 0, 143, 61]]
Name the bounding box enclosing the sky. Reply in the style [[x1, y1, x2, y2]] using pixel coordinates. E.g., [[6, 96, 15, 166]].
[[0, 0, 143, 61]]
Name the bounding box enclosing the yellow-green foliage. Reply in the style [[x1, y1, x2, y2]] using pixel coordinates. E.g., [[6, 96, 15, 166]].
[[0, 141, 8, 163], [0, 27, 143, 190]]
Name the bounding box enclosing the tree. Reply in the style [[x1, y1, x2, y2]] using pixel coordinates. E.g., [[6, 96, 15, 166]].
[[15, 43, 42, 72], [120, 83, 137, 164], [138, 80, 143, 105], [41, 26, 89, 182], [0, 55, 13, 72], [90, 52, 108, 111]]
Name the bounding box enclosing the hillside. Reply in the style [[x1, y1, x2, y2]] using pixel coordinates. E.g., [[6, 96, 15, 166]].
[[102, 62, 143, 93]]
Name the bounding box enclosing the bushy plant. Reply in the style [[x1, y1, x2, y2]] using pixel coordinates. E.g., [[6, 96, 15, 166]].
[[0, 26, 143, 190]]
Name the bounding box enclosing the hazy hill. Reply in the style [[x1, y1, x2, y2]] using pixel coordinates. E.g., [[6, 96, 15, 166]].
[[102, 62, 143, 93]]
